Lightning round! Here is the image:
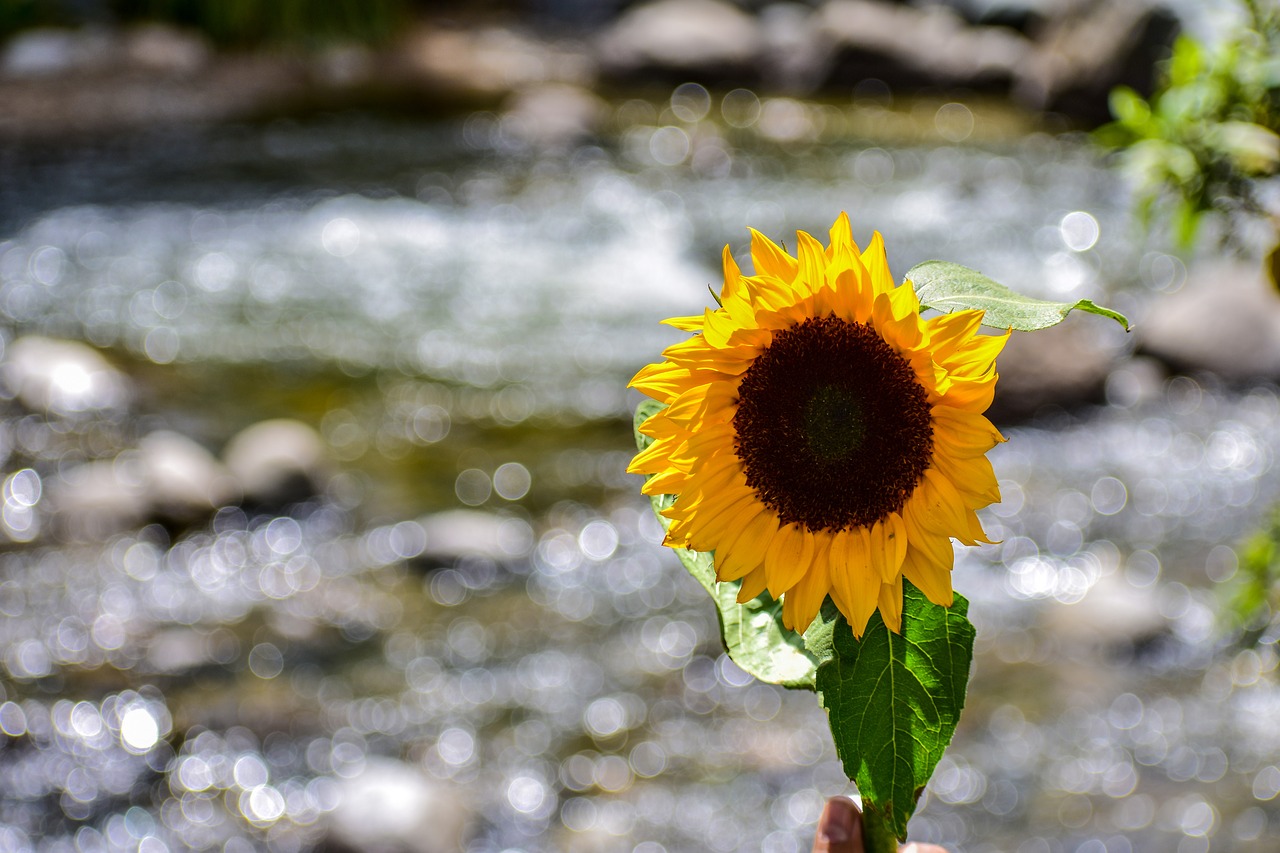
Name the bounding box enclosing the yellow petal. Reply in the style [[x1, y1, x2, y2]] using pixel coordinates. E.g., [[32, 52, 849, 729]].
[[923, 310, 984, 360], [826, 211, 859, 258], [932, 406, 1006, 449], [830, 527, 881, 638], [878, 575, 904, 634], [682, 493, 758, 553], [795, 229, 829, 296], [860, 231, 895, 297], [966, 508, 999, 545], [661, 315, 705, 331], [782, 550, 830, 634], [763, 522, 814, 597], [917, 468, 974, 538], [720, 244, 746, 303], [749, 228, 799, 282], [736, 564, 769, 603], [639, 467, 686, 496], [901, 502, 956, 574], [940, 376, 997, 412], [715, 506, 775, 582], [869, 515, 908, 583], [901, 546, 954, 607], [929, 450, 1001, 506]]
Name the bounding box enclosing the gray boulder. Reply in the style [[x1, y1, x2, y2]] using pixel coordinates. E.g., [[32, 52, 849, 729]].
[[596, 0, 763, 82], [1013, 0, 1180, 123], [138, 430, 239, 521], [990, 320, 1124, 420], [500, 83, 608, 151], [3, 336, 130, 416], [815, 0, 1030, 92], [47, 459, 148, 541], [1139, 260, 1280, 380], [223, 419, 330, 507]]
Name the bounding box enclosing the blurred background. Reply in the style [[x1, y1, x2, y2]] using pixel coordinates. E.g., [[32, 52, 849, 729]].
[[1, 0, 1280, 851]]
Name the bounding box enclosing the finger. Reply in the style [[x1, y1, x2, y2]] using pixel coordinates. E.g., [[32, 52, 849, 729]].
[[900, 845, 949, 853], [811, 796, 861, 853]]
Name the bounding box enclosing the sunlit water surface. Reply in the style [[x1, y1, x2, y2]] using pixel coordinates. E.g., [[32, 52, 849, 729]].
[[0, 111, 1277, 853]]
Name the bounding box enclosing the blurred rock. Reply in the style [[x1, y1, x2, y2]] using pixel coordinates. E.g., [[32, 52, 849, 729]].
[[315, 45, 377, 88], [989, 321, 1121, 421], [1013, 0, 1180, 123], [0, 28, 115, 78], [3, 336, 130, 416], [223, 419, 329, 507], [500, 83, 608, 150], [47, 459, 148, 541], [596, 0, 763, 83], [1043, 571, 1166, 647], [0, 52, 310, 140], [418, 510, 531, 565], [815, 0, 1030, 92], [400, 25, 594, 97], [758, 3, 826, 92], [121, 24, 211, 76], [326, 757, 469, 853], [145, 627, 214, 674], [1139, 260, 1280, 380], [1103, 354, 1167, 409], [138, 430, 239, 521]]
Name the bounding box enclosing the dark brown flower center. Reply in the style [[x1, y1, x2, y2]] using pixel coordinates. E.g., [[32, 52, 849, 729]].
[[732, 315, 933, 532]]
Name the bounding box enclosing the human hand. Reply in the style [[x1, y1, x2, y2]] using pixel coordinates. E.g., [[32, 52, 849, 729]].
[[811, 797, 949, 853]]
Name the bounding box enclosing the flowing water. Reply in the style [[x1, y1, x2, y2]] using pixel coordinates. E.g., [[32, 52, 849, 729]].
[[0, 98, 1277, 853]]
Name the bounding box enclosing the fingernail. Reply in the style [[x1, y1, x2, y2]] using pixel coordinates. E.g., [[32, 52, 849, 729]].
[[901, 845, 920, 853], [818, 799, 855, 844]]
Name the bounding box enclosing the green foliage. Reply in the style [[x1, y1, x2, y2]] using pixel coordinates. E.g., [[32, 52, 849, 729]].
[[633, 400, 975, 843], [1226, 504, 1280, 645], [906, 261, 1131, 332], [815, 585, 975, 841], [111, 0, 410, 47], [1098, 0, 1280, 246]]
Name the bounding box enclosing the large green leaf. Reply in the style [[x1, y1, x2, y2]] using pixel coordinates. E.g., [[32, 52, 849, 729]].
[[906, 260, 1130, 332], [815, 584, 976, 841], [633, 400, 820, 688]]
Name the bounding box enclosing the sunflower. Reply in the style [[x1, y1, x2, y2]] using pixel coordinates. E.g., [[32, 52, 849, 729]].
[[628, 213, 1007, 637]]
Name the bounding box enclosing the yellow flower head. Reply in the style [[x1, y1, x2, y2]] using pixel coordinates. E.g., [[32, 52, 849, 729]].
[[628, 213, 1008, 637]]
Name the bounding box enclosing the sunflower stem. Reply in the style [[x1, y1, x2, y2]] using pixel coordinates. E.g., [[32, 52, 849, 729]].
[[861, 803, 900, 853]]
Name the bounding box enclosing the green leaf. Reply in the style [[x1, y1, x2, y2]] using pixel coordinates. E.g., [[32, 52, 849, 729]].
[[815, 583, 976, 841], [906, 260, 1131, 332], [1108, 85, 1152, 130], [632, 400, 820, 688]]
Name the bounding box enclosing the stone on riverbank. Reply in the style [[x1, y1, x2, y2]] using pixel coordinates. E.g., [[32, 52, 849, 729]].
[[3, 336, 130, 416], [1139, 260, 1280, 381], [223, 419, 330, 508]]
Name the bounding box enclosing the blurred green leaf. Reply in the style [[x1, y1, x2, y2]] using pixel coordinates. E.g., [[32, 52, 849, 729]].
[[906, 261, 1130, 332], [1223, 504, 1280, 645], [1108, 86, 1153, 132], [1208, 121, 1280, 173], [1097, 3, 1280, 247], [1168, 34, 1206, 87]]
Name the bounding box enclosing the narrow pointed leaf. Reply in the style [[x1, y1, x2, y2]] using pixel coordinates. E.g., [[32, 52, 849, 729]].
[[906, 260, 1130, 332], [815, 583, 976, 841]]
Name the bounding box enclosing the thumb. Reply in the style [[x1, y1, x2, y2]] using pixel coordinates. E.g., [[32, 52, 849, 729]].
[[811, 796, 862, 853]]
